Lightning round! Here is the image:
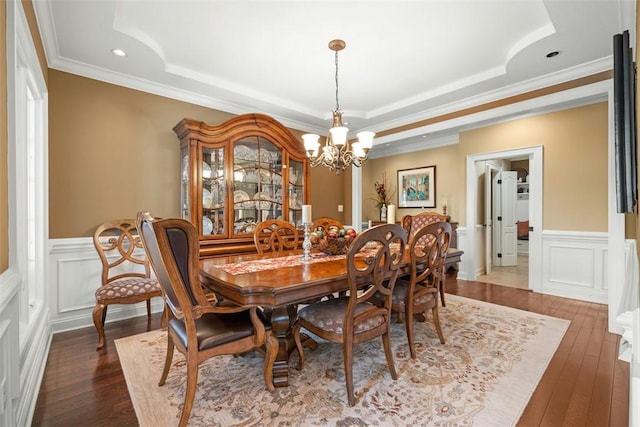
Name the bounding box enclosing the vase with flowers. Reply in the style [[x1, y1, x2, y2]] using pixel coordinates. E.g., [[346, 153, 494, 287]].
[[374, 173, 394, 222]]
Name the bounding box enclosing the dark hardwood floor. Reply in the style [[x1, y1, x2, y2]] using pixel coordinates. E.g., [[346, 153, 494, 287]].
[[32, 276, 629, 426]]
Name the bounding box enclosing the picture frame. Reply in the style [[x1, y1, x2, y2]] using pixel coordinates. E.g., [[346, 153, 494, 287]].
[[397, 165, 436, 208]]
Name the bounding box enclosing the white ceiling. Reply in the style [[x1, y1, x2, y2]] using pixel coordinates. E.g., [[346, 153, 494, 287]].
[[34, 0, 635, 149]]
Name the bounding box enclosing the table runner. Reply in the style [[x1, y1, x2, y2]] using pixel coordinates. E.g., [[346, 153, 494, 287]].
[[215, 242, 400, 276], [215, 252, 345, 275]]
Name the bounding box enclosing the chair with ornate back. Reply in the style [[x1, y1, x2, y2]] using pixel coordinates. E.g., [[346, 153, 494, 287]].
[[311, 217, 344, 235], [393, 221, 450, 359], [292, 224, 407, 406], [136, 212, 278, 427], [401, 211, 451, 306], [401, 211, 449, 242], [253, 219, 300, 254], [92, 219, 163, 350]]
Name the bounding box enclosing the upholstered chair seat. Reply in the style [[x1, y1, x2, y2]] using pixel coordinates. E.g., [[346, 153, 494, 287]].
[[297, 299, 386, 335], [168, 311, 260, 351], [390, 280, 438, 307], [95, 277, 160, 300]]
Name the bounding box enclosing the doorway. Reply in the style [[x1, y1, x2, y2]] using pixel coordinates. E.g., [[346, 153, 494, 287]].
[[463, 146, 543, 293], [477, 160, 529, 289]]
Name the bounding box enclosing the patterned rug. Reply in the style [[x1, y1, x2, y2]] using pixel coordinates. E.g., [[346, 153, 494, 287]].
[[115, 295, 569, 426]]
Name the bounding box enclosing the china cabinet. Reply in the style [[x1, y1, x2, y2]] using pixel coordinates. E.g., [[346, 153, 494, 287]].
[[174, 114, 310, 258]]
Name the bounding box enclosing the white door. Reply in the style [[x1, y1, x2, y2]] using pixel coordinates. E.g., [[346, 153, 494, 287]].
[[492, 171, 518, 266], [500, 171, 518, 266], [492, 172, 502, 266]]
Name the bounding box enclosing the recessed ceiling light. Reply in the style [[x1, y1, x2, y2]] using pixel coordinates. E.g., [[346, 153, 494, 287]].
[[111, 48, 127, 57], [546, 50, 561, 58]]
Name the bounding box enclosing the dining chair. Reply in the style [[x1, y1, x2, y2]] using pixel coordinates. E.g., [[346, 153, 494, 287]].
[[390, 221, 450, 359], [311, 217, 344, 234], [401, 211, 449, 242], [136, 212, 278, 427], [431, 221, 452, 306], [92, 219, 163, 350], [253, 219, 300, 254], [401, 211, 451, 306], [292, 223, 407, 406]]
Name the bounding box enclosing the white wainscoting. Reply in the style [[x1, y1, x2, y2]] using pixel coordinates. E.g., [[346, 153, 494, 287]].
[[43, 233, 640, 424], [457, 227, 610, 304], [0, 268, 32, 426], [48, 238, 164, 334], [541, 230, 609, 304]]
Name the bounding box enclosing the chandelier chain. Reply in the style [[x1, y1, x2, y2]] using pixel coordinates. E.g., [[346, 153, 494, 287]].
[[334, 49, 340, 112]]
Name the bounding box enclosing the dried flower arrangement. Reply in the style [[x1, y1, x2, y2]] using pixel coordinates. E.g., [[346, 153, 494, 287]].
[[374, 173, 394, 207]]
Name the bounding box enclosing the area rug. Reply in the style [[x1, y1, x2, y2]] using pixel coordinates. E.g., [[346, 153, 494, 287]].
[[115, 295, 569, 426]]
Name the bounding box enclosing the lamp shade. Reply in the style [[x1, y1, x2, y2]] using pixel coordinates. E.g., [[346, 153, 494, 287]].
[[352, 141, 365, 158], [356, 131, 375, 149], [329, 126, 348, 146], [302, 134, 320, 157]]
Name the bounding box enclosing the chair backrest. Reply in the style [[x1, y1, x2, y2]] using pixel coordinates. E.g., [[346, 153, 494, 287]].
[[432, 221, 452, 279], [136, 212, 210, 322], [346, 223, 407, 311], [311, 217, 344, 235], [253, 219, 300, 254], [401, 211, 449, 247], [409, 221, 451, 285], [93, 219, 152, 286]]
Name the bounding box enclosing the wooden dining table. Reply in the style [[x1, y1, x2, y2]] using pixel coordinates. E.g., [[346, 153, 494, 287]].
[[199, 249, 359, 387], [199, 246, 463, 387]]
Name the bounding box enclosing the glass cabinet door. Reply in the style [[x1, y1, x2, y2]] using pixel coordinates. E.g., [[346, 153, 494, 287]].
[[175, 115, 310, 258], [232, 136, 283, 236], [288, 159, 304, 227], [202, 146, 225, 237]]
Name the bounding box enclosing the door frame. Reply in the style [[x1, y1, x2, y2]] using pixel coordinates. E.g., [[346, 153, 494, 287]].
[[464, 146, 543, 292], [484, 164, 499, 275]]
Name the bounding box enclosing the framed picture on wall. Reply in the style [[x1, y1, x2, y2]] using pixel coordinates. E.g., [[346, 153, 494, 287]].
[[397, 165, 436, 208]]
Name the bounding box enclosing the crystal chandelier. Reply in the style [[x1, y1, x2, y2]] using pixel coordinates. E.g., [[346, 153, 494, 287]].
[[302, 39, 374, 174]]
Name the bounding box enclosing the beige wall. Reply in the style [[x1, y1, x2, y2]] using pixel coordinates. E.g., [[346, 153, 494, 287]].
[[460, 102, 608, 231], [309, 165, 346, 223], [48, 71, 237, 237], [49, 71, 347, 237], [364, 102, 608, 233], [362, 144, 460, 222]]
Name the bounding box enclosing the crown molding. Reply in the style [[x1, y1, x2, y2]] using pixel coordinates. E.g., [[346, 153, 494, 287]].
[[371, 79, 610, 158], [368, 133, 459, 159], [367, 56, 612, 135]]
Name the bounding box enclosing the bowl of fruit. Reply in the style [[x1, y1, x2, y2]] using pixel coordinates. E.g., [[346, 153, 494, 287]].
[[310, 226, 358, 255]]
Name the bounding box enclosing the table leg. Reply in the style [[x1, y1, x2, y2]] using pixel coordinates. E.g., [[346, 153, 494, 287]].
[[269, 304, 318, 387], [269, 305, 298, 387]]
